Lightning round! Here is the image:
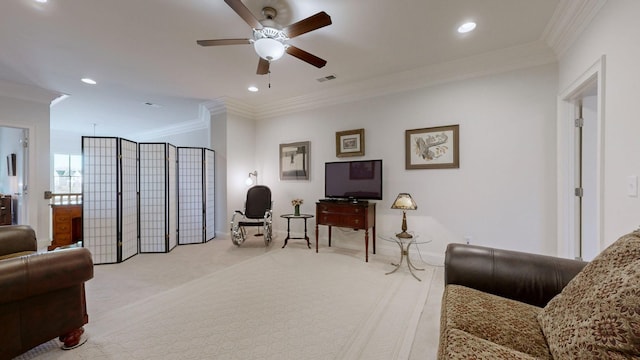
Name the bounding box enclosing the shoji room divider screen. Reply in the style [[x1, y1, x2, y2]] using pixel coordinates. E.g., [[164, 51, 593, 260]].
[[82, 137, 138, 264], [177, 147, 215, 244], [83, 138, 214, 264], [139, 143, 177, 253]]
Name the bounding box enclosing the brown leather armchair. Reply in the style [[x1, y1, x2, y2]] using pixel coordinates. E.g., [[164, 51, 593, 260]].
[[0, 225, 94, 360]]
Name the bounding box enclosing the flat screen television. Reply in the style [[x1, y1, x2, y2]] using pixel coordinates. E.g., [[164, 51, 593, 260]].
[[324, 159, 383, 201]]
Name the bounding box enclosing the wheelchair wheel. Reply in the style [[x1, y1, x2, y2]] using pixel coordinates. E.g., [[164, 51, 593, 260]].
[[231, 222, 245, 246], [263, 220, 272, 246]]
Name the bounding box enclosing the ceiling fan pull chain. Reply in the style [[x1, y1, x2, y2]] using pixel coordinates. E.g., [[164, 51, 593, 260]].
[[268, 70, 271, 88]]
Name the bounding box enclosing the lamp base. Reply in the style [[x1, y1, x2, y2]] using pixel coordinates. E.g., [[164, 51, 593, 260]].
[[395, 231, 413, 239]]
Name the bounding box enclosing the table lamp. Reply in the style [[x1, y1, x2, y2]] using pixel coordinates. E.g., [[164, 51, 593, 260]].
[[391, 193, 417, 238]]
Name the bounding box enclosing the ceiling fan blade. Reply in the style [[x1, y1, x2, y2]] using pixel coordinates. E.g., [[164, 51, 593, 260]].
[[197, 39, 251, 46], [257, 58, 270, 75], [286, 46, 327, 68], [224, 0, 263, 30], [283, 11, 332, 38]]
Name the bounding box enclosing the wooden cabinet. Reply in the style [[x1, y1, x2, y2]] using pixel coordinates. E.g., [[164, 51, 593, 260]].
[[315, 201, 376, 262], [49, 204, 82, 250], [0, 195, 11, 225]]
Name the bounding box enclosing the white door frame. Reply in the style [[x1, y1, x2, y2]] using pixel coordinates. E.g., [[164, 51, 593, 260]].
[[0, 123, 35, 227], [556, 55, 606, 258]]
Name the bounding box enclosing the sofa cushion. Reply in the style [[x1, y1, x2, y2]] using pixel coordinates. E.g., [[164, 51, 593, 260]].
[[440, 284, 551, 359], [538, 231, 640, 358], [441, 329, 542, 360]]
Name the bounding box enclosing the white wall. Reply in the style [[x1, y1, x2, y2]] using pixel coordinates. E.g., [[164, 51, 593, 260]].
[[50, 128, 82, 155], [558, 1, 640, 245], [224, 111, 258, 224], [0, 84, 56, 247], [254, 64, 558, 260]]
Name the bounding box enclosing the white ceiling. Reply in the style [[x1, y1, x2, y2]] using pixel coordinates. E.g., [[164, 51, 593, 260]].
[[0, 0, 561, 136]]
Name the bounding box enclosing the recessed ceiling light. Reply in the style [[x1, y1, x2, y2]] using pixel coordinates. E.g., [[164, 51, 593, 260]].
[[34, 0, 48, 3], [248, 86, 259, 92], [81, 78, 97, 85], [458, 22, 477, 34]]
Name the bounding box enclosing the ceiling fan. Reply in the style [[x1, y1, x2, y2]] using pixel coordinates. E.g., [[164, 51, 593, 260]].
[[197, 0, 332, 75]]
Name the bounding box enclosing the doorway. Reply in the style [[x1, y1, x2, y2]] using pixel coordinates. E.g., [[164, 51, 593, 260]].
[[0, 125, 29, 225], [557, 56, 605, 260]]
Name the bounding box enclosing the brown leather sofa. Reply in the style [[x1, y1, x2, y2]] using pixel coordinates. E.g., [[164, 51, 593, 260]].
[[438, 232, 640, 359], [443, 243, 587, 307], [0, 225, 94, 360]]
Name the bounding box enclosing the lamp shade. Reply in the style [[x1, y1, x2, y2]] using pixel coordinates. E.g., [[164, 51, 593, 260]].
[[391, 193, 417, 210], [254, 38, 285, 61]]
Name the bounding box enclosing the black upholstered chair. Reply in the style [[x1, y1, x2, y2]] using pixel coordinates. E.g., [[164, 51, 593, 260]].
[[230, 185, 273, 246]]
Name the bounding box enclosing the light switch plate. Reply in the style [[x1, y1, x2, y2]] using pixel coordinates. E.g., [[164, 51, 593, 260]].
[[628, 176, 638, 197]]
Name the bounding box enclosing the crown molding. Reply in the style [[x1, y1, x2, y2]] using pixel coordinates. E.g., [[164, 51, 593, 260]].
[[202, 97, 257, 119], [0, 79, 62, 105], [133, 98, 259, 140], [542, 0, 608, 58], [254, 40, 557, 119], [221, 97, 257, 119], [133, 117, 208, 142]]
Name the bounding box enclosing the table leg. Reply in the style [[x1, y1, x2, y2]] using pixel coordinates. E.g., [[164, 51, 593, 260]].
[[303, 218, 310, 248], [282, 218, 291, 248], [406, 242, 425, 271], [406, 241, 424, 281], [328, 226, 332, 247], [386, 240, 404, 275], [372, 225, 376, 254], [365, 229, 369, 262], [315, 224, 319, 253]]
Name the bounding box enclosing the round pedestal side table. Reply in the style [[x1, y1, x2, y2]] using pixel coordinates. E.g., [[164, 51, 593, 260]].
[[379, 234, 431, 281], [280, 214, 314, 248]]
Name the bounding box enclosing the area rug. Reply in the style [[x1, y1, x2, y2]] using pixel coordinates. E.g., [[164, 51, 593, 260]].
[[19, 247, 434, 360]]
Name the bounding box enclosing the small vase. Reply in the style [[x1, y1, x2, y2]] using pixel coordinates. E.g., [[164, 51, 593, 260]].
[[294, 204, 300, 216]]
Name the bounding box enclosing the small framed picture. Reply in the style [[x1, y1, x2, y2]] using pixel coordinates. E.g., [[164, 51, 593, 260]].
[[280, 141, 310, 180], [405, 125, 459, 169], [336, 128, 365, 157]]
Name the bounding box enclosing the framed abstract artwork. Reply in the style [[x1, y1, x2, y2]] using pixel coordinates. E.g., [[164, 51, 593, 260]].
[[336, 128, 365, 157], [279, 141, 310, 180], [405, 125, 459, 169]]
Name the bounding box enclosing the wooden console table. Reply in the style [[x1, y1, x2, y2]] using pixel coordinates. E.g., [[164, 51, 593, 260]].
[[315, 201, 376, 262], [49, 204, 82, 250]]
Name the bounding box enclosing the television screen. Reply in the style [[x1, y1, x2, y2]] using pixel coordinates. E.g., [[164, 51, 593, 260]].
[[324, 159, 383, 200]]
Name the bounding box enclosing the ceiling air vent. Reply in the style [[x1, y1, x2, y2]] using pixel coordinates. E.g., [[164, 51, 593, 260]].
[[316, 74, 337, 83]]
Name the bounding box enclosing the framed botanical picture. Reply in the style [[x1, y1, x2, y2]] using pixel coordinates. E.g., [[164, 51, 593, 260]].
[[280, 141, 310, 180], [336, 128, 365, 157], [405, 125, 459, 169]]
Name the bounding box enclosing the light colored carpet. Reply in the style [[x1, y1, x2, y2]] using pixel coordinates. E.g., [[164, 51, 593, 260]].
[[16, 239, 442, 360]]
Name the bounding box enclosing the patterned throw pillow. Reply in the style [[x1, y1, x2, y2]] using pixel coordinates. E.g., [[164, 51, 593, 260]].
[[538, 231, 640, 359]]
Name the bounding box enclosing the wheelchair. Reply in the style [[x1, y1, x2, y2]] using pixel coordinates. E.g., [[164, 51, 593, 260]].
[[230, 185, 273, 246]]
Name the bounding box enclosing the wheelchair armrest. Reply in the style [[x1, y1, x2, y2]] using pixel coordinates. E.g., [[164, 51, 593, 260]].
[[231, 211, 244, 224]]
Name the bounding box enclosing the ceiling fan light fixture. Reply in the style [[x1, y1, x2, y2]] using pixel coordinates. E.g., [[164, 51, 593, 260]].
[[254, 38, 285, 61]]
